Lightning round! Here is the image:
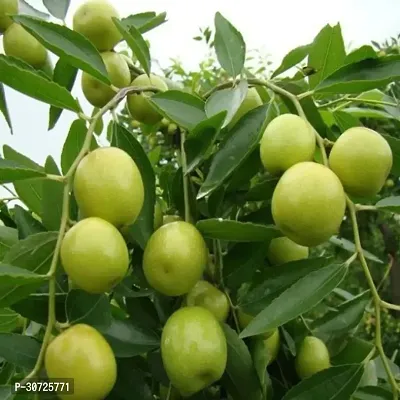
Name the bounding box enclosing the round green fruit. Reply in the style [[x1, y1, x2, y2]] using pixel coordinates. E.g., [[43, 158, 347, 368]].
[[161, 307, 227, 397], [3, 23, 47, 68], [260, 114, 316, 175], [0, 0, 18, 33], [228, 87, 263, 128], [143, 221, 208, 296], [162, 214, 182, 225], [185, 280, 230, 322], [329, 127, 393, 197], [263, 328, 280, 365], [127, 74, 168, 125], [154, 198, 163, 230], [73, 147, 144, 227], [72, 0, 122, 51], [267, 237, 309, 266], [168, 123, 178, 135], [81, 52, 130, 108], [385, 178, 395, 188], [272, 162, 346, 247], [60, 217, 129, 294], [295, 336, 330, 379], [45, 324, 117, 400]]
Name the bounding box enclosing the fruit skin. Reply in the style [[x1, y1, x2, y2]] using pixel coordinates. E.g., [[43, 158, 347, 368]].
[[73, 147, 144, 227], [161, 307, 227, 397], [329, 127, 393, 197], [0, 0, 18, 33], [45, 324, 117, 400], [72, 0, 122, 51], [163, 214, 182, 225], [185, 280, 230, 322], [295, 336, 331, 379], [127, 74, 168, 125], [143, 221, 208, 296], [3, 24, 47, 68], [267, 237, 309, 266], [260, 114, 316, 175], [81, 52, 130, 108], [272, 162, 346, 247], [263, 329, 280, 365], [60, 217, 129, 294], [228, 87, 263, 128]]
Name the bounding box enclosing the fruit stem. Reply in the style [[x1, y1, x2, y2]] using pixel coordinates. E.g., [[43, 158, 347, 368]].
[[355, 204, 378, 212], [180, 130, 191, 223], [45, 174, 65, 182]]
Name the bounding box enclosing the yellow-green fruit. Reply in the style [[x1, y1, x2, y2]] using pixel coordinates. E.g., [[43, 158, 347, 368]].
[[161, 307, 227, 396], [131, 120, 141, 129], [228, 87, 263, 128], [385, 179, 395, 188], [72, 0, 122, 51], [60, 217, 129, 294], [267, 237, 309, 266], [0, 0, 18, 33], [3, 24, 47, 68], [185, 280, 230, 322], [238, 310, 254, 330], [127, 74, 168, 125], [162, 214, 182, 225], [45, 324, 117, 400], [74, 147, 144, 227], [81, 52, 130, 108], [295, 336, 331, 379], [260, 114, 316, 175], [263, 328, 280, 365], [154, 199, 163, 230], [143, 221, 208, 296], [160, 385, 181, 400], [329, 127, 393, 197], [272, 162, 346, 247], [168, 123, 178, 135]]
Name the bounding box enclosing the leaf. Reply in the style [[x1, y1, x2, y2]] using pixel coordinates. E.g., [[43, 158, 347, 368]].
[[250, 338, 269, 398], [343, 107, 395, 120], [12, 15, 110, 85], [112, 123, 155, 249], [0, 84, 12, 134], [282, 364, 364, 400], [0, 309, 20, 333], [353, 386, 393, 400], [138, 12, 167, 34], [20, 0, 50, 19], [42, 0, 70, 20], [246, 177, 279, 201], [333, 110, 361, 131], [272, 44, 311, 78], [382, 134, 400, 177], [197, 103, 270, 198], [332, 337, 374, 365], [0, 158, 46, 184], [113, 18, 151, 76], [345, 45, 378, 65], [149, 91, 206, 130], [316, 55, 400, 94], [125, 297, 160, 332], [121, 12, 167, 34], [0, 55, 79, 112], [376, 196, 400, 212], [0, 227, 18, 262], [374, 356, 400, 381], [214, 12, 246, 78], [239, 263, 347, 338], [13, 206, 46, 240]]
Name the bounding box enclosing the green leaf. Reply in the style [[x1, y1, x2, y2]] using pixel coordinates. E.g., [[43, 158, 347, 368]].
[[13, 206, 46, 240], [343, 107, 395, 120], [0, 309, 20, 333], [0, 227, 18, 262], [282, 364, 364, 400], [0, 158, 46, 184], [249, 338, 269, 398], [353, 386, 393, 400], [246, 177, 279, 201], [239, 262, 347, 338], [121, 12, 167, 34], [333, 110, 361, 131], [113, 18, 151, 76], [332, 337, 374, 365], [345, 45, 378, 65], [112, 123, 155, 249], [308, 23, 346, 89], [374, 356, 400, 381], [197, 104, 270, 198], [147, 145, 161, 167], [149, 91, 206, 130], [0, 55, 79, 112], [214, 12, 246, 78], [316, 55, 400, 94], [376, 196, 400, 212], [382, 134, 400, 177], [12, 15, 110, 85], [125, 297, 160, 332], [0, 385, 13, 400], [0, 84, 12, 134], [272, 44, 311, 78], [42, 0, 70, 20]]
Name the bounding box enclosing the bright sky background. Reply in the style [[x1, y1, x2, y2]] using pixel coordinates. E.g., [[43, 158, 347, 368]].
[[1, 0, 400, 200]]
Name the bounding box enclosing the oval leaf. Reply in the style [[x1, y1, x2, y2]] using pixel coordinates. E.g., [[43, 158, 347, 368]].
[[272, 44, 311, 78], [0, 84, 12, 133], [13, 205, 46, 240], [0, 158, 46, 184], [0, 309, 20, 333], [0, 227, 18, 262], [376, 196, 400, 212], [42, 0, 70, 20]]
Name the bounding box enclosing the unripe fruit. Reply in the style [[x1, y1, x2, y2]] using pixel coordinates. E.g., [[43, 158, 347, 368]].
[[60, 217, 129, 294], [81, 52, 130, 108], [260, 114, 316, 175], [45, 324, 117, 400], [0, 0, 18, 33], [3, 24, 47, 68], [263, 328, 280, 365], [167, 123, 178, 135], [127, 74, 168, 125], [295, 336, 331, 379], [162, 214, 182, 225], [161, 307, 227, 397], [272, 162, 346, 247], [385, 179, 395, 188], [131, 120, 141, 129], [329, 127, 393, 197], [143, 221, 208, 296], [267, 237, 309, 266], [73, 147, 144, 227], [72, 0, 122, 51], [228, 87, 263, 128]]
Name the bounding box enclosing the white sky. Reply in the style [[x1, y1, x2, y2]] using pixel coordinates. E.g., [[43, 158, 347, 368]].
[[1, 0, 400, 199]]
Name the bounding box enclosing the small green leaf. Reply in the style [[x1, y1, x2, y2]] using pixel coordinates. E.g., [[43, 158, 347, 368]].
[[345, 45, 377, 65], [0, 264, 46, 285], [0, 158, 46, 184], [42, 0, 70, 20], [250, 338, 270, 397], [333, 110, 361, 131], [343, 107, 395, 120], [121, 12, 167, 34], [332, 337, 374, 365], [382, 134, 400, 177], [0, 84, 12, 134], [125, 297, 160, 332], [138, 12, 167, 34], [20, 0, 49, 19], [13, 205, 46, 240], [376, 196, 400, 212], [0, 227, 18, 261], [246, 177, 279, 201], [272, 44, 311, 78], [374, 356, 400, 381], [0, 309, 20, 333], [353, 386, 393, 400]]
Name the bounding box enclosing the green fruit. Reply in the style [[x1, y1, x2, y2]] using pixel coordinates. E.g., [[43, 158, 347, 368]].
[[238, 309, 254, 330], [359, 360, 378, 387], [0, 0, 18, 33], [263, 328, 280, 365], [60, 217, 129, 294], [73, 0, 122, 51], [162, 214, 182, 225], [131, 120, 141, 129], [228, 87, 263, 128], [143, 221, 208, 296], [160, 385, 181, 400], [74, 147, 144, 227], [154, 199, 163, 230], [161, 117, 170, 127], [168, 123, 178, 135], [260, 114, 316, 175], [81, 52, 130, 108], [3, 23, 47, 68], [272, 162, 346, 247], [329, 127, 393, 197], [185, 280, 230, 322], [295, 336, 330, 379], [45, 324, 117, 400], [127, 74, 168, 125], [385, 179, 395, 188], [161, 307, 227, 396], [267, 237, 309, 266]]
